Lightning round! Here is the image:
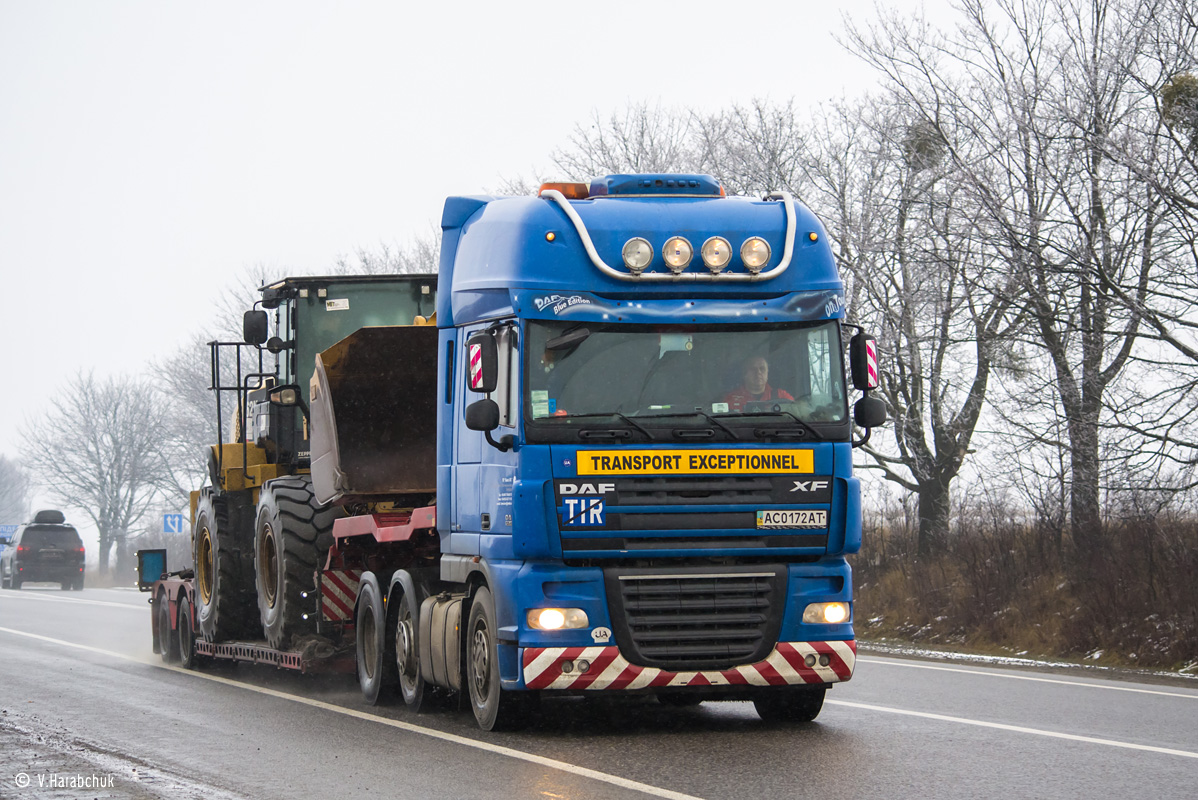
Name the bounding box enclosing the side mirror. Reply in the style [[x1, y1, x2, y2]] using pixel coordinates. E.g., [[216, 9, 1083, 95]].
[[244, 310, 269, 345], [465, 398, 500, 432], [465, 333, 498, 393], [849, 333, 879, 391], [854, 396, 887, 429]]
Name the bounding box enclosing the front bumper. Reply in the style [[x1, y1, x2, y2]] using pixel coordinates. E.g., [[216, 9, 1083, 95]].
[[523, 639, 855, 691]]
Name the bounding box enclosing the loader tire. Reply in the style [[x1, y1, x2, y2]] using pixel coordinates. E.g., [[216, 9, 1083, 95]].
[[254, 475, 341, 650], [195, 490, 257, 642]]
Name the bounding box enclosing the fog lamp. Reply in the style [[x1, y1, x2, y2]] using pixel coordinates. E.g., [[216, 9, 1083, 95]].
[[662, 236, 693, 273], [701, 236, 732, 273], [740, 237, 771, 273], [622, 238, 653, 274], [527, 607, 589, 630], [802, 601, 849, 624]]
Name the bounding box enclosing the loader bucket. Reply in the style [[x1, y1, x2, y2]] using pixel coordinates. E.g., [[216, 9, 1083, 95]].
[[309, 325, 438, 506]]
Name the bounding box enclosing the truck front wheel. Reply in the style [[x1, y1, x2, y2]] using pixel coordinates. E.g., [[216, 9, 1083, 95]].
[[255, 476, 340, 650], [466, 586, 531, 731], [753, 686, 826, 723]]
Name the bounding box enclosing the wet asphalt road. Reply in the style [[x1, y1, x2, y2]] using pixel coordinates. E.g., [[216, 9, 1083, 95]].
[[1, 585, 1195, 800]]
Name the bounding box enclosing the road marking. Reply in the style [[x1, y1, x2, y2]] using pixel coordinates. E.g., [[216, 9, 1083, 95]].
[[0, 591, 145, 611], [826, 699, 1198, 759], [0, 626, 706, 800], [857, 657, 1198, 699]]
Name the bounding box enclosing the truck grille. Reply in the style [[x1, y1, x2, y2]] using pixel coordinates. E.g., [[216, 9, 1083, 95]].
[[604, 566, 785, 671], [615, 476, 773, 505]]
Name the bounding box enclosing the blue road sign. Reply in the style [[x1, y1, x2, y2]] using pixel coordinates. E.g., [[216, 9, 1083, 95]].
[[163, 514, 186, 534], [0, 524, 16, 550]]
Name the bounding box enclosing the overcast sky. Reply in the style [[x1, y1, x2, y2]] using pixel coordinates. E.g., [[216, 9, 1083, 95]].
[[0, 1, 944, 527]]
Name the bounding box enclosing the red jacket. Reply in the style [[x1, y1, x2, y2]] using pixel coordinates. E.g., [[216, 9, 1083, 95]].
[[722, 385, 794, 412]]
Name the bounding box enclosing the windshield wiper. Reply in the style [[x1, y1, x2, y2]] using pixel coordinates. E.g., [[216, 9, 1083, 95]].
[[634, 409, 742, 440], [736, 409, 825, 441], [565, 412, 655, 440]]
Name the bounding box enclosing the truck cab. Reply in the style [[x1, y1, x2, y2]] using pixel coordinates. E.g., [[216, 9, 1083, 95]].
[[430, 174, 880, 726]]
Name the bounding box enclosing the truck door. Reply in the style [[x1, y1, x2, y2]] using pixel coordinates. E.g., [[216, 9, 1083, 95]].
[[453, 323, 519, 541]]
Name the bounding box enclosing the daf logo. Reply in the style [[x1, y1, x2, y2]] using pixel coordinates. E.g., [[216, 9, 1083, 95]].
[[790, 479, 830, 493], [557, 482, 615, 495]]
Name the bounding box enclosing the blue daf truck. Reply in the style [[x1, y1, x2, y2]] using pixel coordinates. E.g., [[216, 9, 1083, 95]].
[[141, 173, 884, 731]]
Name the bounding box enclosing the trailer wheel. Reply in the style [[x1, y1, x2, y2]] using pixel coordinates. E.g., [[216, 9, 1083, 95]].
[[195, 490, 256, 642], [467, 586, 530, 731], [392, 586, 428, 711], [753, 686, 826, 723], [158, 590, 179, 663], [356, 572, 395, 705], [255, 476, 341, 650], [177, 594, 199, 669]]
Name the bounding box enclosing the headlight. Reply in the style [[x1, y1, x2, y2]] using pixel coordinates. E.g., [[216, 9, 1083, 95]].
[[527, 608, 590, 630], [662, 236, 693, 273], [740, 237, 771, 273], [700, 236, 732, 273], [622, 238, 653, 273], [802, 601, 850, 624]]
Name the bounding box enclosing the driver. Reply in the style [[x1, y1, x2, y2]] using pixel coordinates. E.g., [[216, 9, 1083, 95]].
[[723, 355, 793, 412]]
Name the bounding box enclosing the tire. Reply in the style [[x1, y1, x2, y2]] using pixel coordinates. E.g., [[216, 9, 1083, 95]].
[[255, 476, 341, 650], [2, 567, 10, 589], [658, 694, 704, 707], [177, 594, 199, 669], [72, 577, 84, 591], [467, 586, 530, 731], [195, 490, 257, 643], [11, 577, 21, 590], [60, 581, 70, 591], [392, 584, 428, 711], [356, 573, 395, 705], [158, 591, 179, 663], [753, 687, 826, 723]]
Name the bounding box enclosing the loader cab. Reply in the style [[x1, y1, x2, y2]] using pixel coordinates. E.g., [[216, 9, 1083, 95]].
[[214, 275, 438, 473]]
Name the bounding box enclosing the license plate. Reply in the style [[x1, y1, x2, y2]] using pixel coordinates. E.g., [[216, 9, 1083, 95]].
[[756, 509, 827, 529], [41, 550, 63, 559]]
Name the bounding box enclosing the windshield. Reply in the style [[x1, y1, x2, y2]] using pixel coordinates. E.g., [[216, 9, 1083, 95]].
[[524, 320, 847, 440]]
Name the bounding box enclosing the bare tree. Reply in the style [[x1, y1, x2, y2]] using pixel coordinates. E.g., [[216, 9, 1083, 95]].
[[20, 372, 170, 573], [551, 102, 700, 177], [798, 97, 1018, 554], [848, 0, 1184, 558], [0, 455, 31, 525], [333, 230, 441, 275]]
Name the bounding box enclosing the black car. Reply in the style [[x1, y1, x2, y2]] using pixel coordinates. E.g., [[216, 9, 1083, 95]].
[[0, 510, 85, 590]]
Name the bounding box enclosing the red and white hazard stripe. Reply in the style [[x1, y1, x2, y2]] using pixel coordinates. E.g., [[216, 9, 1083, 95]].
[[865, 338, 878, 388], [522, 640, 856, 691], [321, 569, 362, 621], [469, 343, 483, 390]]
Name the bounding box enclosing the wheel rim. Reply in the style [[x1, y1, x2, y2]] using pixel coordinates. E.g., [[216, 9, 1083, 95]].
[[196, 526, 214, 604], [471, 619, 491, 699], [361, 604, 377, 680], [258, 522, 279, 607], [396, 603, 418, 691]]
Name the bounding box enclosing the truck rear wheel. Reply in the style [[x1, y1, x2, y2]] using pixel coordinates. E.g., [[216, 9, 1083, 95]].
[[177, 594, 200, 669], [467, 586, 531, 731], [254, 475, 341, 650], [392, 585, 428, 711], [158, 590, 179, 663], [195, 490, 256, 642], [753, 686, 826, 723], [356, 572, 395, 705]]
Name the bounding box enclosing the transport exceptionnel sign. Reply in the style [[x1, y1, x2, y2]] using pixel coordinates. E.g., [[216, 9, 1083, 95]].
[[575, 449, 814, 476]]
